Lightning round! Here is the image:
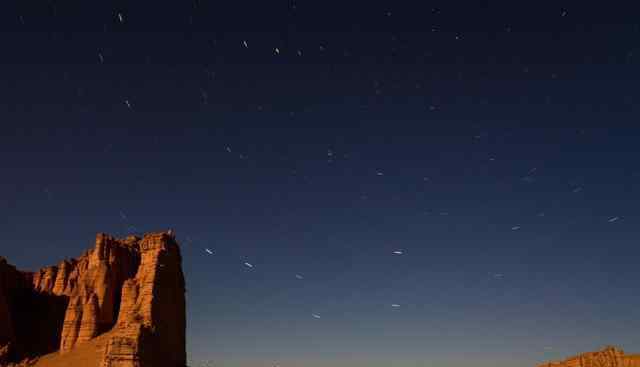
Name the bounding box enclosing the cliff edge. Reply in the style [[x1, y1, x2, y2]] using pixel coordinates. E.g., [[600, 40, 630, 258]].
[[0, 231, 186, 367]]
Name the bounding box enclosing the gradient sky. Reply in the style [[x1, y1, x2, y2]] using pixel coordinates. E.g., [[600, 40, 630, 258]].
[[2, 1, 640, 367]]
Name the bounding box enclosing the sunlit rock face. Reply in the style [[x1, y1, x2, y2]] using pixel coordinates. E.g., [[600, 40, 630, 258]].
[[538, 346, 640, 367], [0, 231, 186, 367]]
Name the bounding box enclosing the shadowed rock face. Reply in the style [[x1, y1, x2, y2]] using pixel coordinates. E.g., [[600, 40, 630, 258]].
[[0, 231, 186, 367], [538, 346, 640, 367], [0, 257, 23, 364]]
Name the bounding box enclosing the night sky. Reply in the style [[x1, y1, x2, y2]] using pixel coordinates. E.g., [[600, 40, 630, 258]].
[[2, 1, 640, 366]]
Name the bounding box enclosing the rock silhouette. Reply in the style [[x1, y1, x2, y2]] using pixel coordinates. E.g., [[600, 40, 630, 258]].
[[538, 346, 640, 367], [0, 231, 186, 367]]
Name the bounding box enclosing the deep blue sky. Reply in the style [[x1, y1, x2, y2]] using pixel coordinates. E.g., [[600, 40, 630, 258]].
[[1, 1, 640, 366]]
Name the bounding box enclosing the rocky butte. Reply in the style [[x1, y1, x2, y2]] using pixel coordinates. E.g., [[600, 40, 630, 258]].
[[538, 346, 640, 367], [0, 231, 186, 367]]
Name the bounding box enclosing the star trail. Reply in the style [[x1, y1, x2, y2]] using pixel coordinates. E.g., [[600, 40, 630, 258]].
[[1, 1, 640, 367]]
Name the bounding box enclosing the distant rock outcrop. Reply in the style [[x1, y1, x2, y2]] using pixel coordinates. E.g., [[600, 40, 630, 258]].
[[538, 346, 640, 367], [0, 231, 186, 367]]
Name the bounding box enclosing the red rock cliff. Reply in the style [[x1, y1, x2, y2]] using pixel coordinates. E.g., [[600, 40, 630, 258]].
[[538, 346, 640, 367], [0, 231, 186, 367]]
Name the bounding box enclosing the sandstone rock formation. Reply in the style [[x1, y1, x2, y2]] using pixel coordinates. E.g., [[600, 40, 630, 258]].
[[538, 346, 640, 367], [0, 231, 186, 367]]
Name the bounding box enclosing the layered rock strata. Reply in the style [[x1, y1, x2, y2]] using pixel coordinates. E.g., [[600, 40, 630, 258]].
[[0, 231, 186, 367], [538, 346, 640, 367]]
